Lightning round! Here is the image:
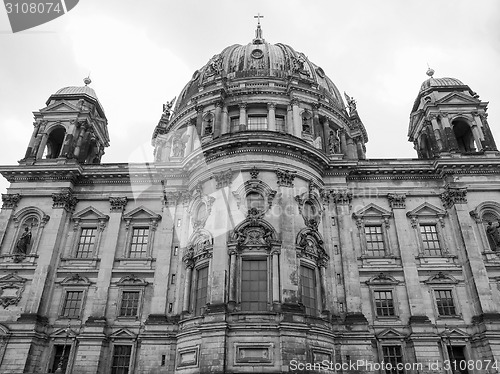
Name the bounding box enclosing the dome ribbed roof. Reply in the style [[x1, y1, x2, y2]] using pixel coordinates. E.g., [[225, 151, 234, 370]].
[[174, 39, 343, 111], [54, 85, 99, 100], [419, 77, 465, 93]]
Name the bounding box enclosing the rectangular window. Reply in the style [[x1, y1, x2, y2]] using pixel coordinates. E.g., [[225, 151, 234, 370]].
[[76, 227, 96, 258], [241, 259, 267, 311], [374, 290, 395, 317], [447, 346, 469, 374], [49, 345, 71, 373], [111, 345, 132, 374], [365, 225, 385, 257], [119, 291, 140, 317], [129, 227, 149, 258], [435, 289, 456, 316], [300, 265, 318, 316], [62, 291, 83, 318], [382, 345, 404, 374], [275, 116, 286, 132], [247, 116, 268, 130], [230, 117, 241, 132], [420, 224, 442, 256], [195, 266, 209, 316]]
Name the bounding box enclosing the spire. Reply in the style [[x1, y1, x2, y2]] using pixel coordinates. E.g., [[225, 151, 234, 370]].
[[253, 13, 264, 44]]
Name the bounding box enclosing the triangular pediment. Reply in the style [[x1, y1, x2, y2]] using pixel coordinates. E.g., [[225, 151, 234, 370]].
[[0, 273, 27, 284], [407, 202, 446, 218], [41, 100, 79, 112], [436, 92, 480, 105], [440, 328, 468, 338], [73, 206, 109, 221], [110, 328, 136, 339], [377, 328, 405, 339], [123, 206, 161, 221], [353, 203, 391, 218], [52, 327, 78, 338]]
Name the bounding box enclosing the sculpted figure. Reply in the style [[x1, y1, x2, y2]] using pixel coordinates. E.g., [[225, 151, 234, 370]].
[[15, 227, 31, 255], [486, 221, 500, 251], [162, 97, 176, 118], [328, 130, 341, 154]]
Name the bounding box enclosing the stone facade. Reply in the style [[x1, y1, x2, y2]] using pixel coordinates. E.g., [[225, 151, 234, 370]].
[[0, 26, 500, 374]]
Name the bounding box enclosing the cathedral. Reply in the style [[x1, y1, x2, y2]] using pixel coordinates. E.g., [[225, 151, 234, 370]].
[[0, 21, 500, 374]]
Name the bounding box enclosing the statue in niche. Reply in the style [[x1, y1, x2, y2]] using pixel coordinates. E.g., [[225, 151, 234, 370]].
[[302, 115, 311, 134], [328, 130, 341, 154], [313, 136, 322, 149], [15, 227, 32, 255], [162, 97, 176, 118], [486, 220, 500, 251], [172, 133, 186, 157]]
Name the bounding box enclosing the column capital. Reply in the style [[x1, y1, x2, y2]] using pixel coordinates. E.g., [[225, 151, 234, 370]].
[[109, 196, 128, 212], [214, 169, 233, 189], [215, 100, 224, 108], [275, 169, 297, 188], [387, 193, 406, 209], [267, 102, 276, 110], [333, 190, 352, 205], [440, 185, 467, 209], [238, 103, 247, 109], [291, 97, 300, 106], [52, 188, 78, 212], [1, 193, 21, 210]]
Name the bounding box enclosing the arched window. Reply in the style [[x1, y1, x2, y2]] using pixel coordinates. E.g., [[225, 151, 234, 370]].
[[202, 113, 214, 136], [453, 119, 476, 152], [296, 228, 328, 316], [483, 213, 500, 251], [301, 111, 312, 134], [44, 126, 66, 159], [470, 201, 500, 253], [7, 207, 50, 260], [419, 133, 432, 158], [246, 191, 265, 212]]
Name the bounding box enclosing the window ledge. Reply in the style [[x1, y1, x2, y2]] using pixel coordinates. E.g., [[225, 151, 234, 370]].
[[60, 257, 100, 269], [416, 254, 457, 266], [114, 257, 155, 269], [437, 315, 462, 320], [375, 316, 400, 321], [0, 254, 38, 265]]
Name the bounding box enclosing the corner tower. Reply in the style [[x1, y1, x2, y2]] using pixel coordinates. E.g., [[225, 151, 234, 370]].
[[22, 78, 109, 165], [409, 68, 497, 159]]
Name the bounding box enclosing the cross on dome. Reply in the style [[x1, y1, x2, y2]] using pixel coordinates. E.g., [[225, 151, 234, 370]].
[[253, 13, 264, 44]]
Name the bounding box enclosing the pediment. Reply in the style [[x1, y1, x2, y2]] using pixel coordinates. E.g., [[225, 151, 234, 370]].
[[424, 272, 458, 284], [52, 327, 78, 338], [73, 206, 109, 221], [42, 100, 79, 112], [60, 274, 91, 286], [377, 328, 405, 339], [407, 202, 446, 218], [436, 92, 480, 105], [123, 206, 161, 221], [116, 274, 148, 286], [366, 272, 399, 286], [353, 203, 391, 219], [0, 273, 27, 284], [110, 328, 136, 340], [440, 328, 468, 338]]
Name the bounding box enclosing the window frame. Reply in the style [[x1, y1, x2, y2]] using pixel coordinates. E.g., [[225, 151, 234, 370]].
[[373, 289, 396, 318], [433, 288, 457, 317], [47, 342, 75, 373], [59, 288, 86, 319], [353, 204, 393, 258], [193, 263, 209, 316], [122, 207, 161, 259], [110, 343, 135, 374], [8, 207, 50, 256], [419, 223, 442, 256], [69, 207, 109, 259], [115, 275, 148, 320], [238, 255, 271, 312], [366, 273, 400, 320], [425, 273, 461, 319], [381, 345, 405, 374], [128, 226, 151, 258], [299, 261, 321, 316]]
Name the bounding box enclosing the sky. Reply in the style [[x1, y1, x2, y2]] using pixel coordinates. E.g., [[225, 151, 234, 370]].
[[0, 0, 499, 196]]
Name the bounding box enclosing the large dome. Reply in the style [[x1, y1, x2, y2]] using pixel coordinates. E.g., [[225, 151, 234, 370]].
[[174, 34, 343, 112]]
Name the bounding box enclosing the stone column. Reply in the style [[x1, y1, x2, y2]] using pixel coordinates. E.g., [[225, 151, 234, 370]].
[[429, 114, 444, 151], [35, 132, 49, 159], [479, 113, 497, 150], [346, 137, 357, 159], [221, 105, 229, 135], [185, 124, 195, 155], [291, 98, 301, 138], [25, 122, 41, 159], [286, 105, 294, 136], [276, 170, 299, 311], [73, 123, 88, 160], [387, 194, 429, 321], [272, 249, 280, 304], [147, 199, 175, 320], [334, 190, 365, 324], [322, 118, 330, 153], [267, 103, 276, 131], [355, 137, 365, 159], [89, 197, 127, 320], [213, 101, 223, 138], [339, 129, 348, 155], [238, 103, 247, 130], [228, 249, 237, 307], [196, 105, 203, 137], [312, 104, 320, 139], [182, 265, 193, 312], [440, 187, 500, 316], [23, 189, 77, 316], [439, 113, 459, 152]]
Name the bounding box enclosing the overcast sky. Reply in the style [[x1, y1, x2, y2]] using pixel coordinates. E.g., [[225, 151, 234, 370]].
[[0, 0, 499, 196]]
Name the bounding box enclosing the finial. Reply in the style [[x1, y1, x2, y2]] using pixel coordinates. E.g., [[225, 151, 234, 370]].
[[83, 76, 92, 86], [253, 13, 264, 43], [426, 65, 435, 78]]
